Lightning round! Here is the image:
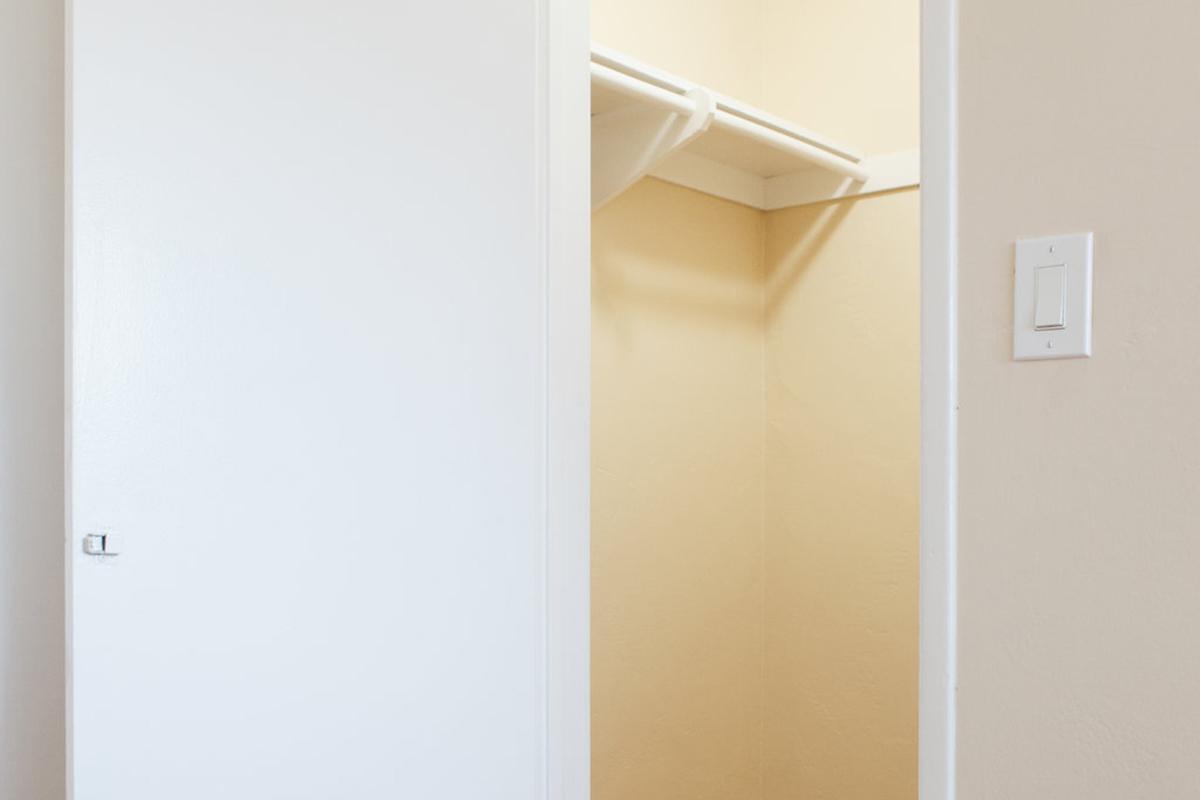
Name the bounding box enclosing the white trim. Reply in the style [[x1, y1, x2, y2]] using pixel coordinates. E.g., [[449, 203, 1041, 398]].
[[763, 149, 920, 210], [919, 0, 958, 798], [648, 150, 767, 208], [544, 0, 591, 798], [649, 149, 920, 211]]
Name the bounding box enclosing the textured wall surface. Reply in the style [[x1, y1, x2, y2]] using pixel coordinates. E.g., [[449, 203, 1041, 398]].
[[761, 2, 919, 796], [764, 190, 920, 799], [590, 7, 771, 794], [958, 1, 1200, 796], [763, 0, 919, 154], [592, 179, 766, 800], [0, 1, 66, 797], [591, 0, 766, 107]]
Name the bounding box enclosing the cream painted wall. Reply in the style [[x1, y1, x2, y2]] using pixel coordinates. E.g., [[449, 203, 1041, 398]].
[[592, 178, 766, 800], [592, 1, 918, 798], [763, 0, 919, 154], [764, 190, 919, 799], [958, 1, 1200, 796], [760, 2, 919, 797], [0, 1, 66, 797], [590, 9, 771, 794], [591, 0, 766, 107]]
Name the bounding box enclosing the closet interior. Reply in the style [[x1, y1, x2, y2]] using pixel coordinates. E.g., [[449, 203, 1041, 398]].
[[590, 2, 920, 798]]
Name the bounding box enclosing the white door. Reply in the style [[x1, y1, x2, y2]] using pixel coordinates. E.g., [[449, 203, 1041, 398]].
[[68, 2, 576, 797]]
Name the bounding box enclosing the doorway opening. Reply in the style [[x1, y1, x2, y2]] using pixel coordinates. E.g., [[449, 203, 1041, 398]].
[[574, 1, 955, 797]]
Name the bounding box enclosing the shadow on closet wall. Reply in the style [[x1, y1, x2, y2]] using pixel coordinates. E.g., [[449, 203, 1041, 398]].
[[592, 177, 767, 800], [763, 187, 920, 799], [592, 178, 764, 329]]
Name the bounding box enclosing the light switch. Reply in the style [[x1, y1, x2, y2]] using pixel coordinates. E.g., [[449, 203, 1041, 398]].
[[1013, 232, 1093, 360], [1033, 264, 1066, 330]]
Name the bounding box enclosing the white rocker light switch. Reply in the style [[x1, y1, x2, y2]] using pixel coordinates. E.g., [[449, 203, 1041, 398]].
[[1013, 233, 1093, 360], [1033, 264, 1066, 331]]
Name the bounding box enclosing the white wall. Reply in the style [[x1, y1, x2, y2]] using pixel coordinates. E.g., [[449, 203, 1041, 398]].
[[0, 0, 66, 797], [958, 0, 1200, 796]]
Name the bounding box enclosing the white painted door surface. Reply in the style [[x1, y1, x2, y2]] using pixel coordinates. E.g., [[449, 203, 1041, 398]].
[[69, 2, 549, 797]]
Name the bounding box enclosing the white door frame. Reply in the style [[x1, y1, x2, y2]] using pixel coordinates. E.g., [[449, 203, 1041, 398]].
[[543, 0, 592, 798], [918, 0, 959, 797], [542, 0, 958, 795]]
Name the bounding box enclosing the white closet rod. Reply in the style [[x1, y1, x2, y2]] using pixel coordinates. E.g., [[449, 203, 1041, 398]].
[[590, 62, 870, 184], [591, 61, 694, 115]]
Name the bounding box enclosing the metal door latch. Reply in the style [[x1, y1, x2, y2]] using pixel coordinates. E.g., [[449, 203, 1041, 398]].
[[82, 533, 121, 556]]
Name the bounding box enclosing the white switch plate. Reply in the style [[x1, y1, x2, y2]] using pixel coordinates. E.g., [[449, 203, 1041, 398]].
[[1013, 232, 1093, 360]]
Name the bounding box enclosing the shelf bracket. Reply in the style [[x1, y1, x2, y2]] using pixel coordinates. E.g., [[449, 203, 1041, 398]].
[[591, 87, 715, 210]]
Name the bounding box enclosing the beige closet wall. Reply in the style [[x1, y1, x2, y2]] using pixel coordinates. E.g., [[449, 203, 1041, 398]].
[[592, 179, 766, 800], [763, 190, 919, 799], [591, 1, 917, 798], [592, 11, 770, 799], [761, 1, 920, 797], [591, 0, 766, 106], [592, 12, 770, 800], [762, 0, 919, 155], [958, 1, 1200, 796]]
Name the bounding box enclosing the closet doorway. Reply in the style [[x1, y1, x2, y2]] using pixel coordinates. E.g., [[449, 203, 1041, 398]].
[[547, 0, 957, 797]]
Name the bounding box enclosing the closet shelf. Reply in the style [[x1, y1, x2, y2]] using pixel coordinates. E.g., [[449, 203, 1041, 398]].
[[591, 44, 919, 211]]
